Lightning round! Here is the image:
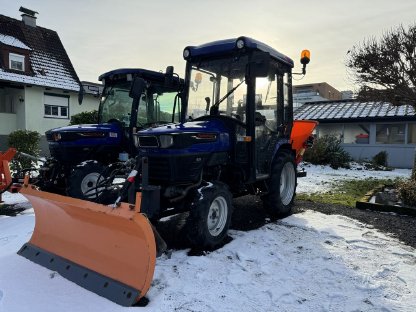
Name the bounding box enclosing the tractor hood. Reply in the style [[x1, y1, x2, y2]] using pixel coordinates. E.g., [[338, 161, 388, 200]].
[[45, 123, 122, 144], [136, 119, 233, 154], [139, 119, 229, 135]]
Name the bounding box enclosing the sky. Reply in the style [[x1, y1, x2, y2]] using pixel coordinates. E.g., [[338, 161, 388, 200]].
[[2, 0, 416, 91]]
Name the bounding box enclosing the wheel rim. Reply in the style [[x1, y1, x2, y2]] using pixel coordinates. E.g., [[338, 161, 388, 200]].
[[280, 162, 296, 206], [207, 196, 228, 237], [80, 172, 104, 198]]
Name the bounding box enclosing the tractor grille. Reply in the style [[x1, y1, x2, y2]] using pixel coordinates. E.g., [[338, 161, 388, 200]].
[[138, 136, 159, 147], [147, 154, 207, 184]]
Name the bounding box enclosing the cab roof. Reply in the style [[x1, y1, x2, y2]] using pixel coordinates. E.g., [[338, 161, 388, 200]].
[[98, 68, 183, 85], [184, 36, 294, 68]]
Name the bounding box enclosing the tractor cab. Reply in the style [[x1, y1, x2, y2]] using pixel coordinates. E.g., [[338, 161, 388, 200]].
[[97, 68, 183, 154], [182, 37, 296, 182]]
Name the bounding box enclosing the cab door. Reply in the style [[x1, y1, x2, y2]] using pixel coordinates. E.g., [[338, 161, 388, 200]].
[[254, 74, 283, 177]]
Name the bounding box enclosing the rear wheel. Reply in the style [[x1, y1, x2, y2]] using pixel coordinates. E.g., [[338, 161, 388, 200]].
[[263, 151, 297, 218], [186, 181, 233, 249], [67, 161, 107, 201]]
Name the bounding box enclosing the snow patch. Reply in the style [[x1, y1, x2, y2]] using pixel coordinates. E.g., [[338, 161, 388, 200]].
[[297, 162, 410, 194], [197, 182, 213, 200], [0, 34, 31, 50]]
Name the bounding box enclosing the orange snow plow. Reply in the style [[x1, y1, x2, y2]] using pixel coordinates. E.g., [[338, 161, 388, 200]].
[[0, 149, 156, 306], [0, 148, 17, 202]]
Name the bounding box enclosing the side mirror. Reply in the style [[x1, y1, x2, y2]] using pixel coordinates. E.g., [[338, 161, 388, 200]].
[[129, 77, 146, 99], [78, 86, 84, 105], [164, 66, 174, 87]]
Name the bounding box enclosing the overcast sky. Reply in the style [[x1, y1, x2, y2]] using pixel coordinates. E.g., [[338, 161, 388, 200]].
[[3, 0, 416, 91]]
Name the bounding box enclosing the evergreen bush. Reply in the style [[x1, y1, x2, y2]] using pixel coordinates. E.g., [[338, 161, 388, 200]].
[[69, 110, 98, 125], [7, 129, 41, 172], [372, 151, 388, 167], [303, 134, 351, 169], [398, 179, 416, 207]]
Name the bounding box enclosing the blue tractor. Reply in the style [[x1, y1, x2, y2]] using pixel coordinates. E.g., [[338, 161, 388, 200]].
[[39, 68, 183, 200], [122, 37, 315, 249]]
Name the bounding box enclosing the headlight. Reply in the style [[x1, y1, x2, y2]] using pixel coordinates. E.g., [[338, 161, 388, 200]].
[[159, 135, 174, 148], [236, 38, 245, 49], [52, 133, 61, 141], [183, 48, 191, 59]]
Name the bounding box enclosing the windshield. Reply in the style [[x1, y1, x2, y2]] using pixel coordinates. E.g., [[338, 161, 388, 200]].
[[99, 82, 132, 125], [186, 55, 248, 122], [137, 87, 180, 127], [99, 81, 180, 127]]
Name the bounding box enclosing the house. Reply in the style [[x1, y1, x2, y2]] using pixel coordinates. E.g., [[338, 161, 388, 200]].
[[0, 7, 99, 154], [295, 100, 416, 168]]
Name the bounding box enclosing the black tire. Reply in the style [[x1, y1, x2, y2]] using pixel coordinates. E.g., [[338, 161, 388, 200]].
[[263, 151, 297, 218], [186, 181, 233, 249], [67, 161, 107, 201]]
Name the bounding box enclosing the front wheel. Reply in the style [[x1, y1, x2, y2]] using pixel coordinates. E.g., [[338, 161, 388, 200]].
[[262, 151, 297, 218], [186, 181, 233, 249], [67, 161, 108, 201]]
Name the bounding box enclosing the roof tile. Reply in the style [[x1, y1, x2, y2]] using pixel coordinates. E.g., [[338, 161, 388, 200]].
[[294, 100, 416, 121]]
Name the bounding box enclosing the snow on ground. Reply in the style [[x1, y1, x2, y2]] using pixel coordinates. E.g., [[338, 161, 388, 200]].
[[297, 162, 411, 194], [0, 164, 414, 311]]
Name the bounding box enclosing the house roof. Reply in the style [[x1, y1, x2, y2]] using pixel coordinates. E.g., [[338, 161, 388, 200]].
[[0, 14, 80, 91], [294, 100, 416, 122]]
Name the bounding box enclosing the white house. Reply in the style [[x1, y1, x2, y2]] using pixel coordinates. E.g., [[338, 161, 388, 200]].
[[295, 100, 416, 168], [0, 8, 99, 154]]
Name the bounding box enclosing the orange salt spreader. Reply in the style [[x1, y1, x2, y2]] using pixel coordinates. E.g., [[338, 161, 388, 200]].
[[0, 148, 156, 306], [290, 120, 319, 164]]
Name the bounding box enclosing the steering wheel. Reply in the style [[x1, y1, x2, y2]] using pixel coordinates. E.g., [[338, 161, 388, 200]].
[[107, 118, 121, 124]]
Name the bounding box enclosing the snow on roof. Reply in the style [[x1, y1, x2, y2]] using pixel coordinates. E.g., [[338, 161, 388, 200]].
[[295, 100, 416, 121], [0, 50, 80, 91], [0, 33, 31, 50], [0, 14, 80, 91]]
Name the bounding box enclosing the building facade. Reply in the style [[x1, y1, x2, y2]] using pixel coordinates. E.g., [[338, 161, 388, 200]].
[[0, 8, 99, 154], [293, 82, 342, 109]]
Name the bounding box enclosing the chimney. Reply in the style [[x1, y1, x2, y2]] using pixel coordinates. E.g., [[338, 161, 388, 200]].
[[19, 6, 38, 27]]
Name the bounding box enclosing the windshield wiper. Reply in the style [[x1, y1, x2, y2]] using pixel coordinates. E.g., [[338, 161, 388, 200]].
[[210, 79, 245, 112]]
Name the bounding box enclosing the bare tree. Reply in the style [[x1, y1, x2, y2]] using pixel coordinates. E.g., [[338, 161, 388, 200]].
[[346, 24, 416, 107], [347, 24, 416, 182]]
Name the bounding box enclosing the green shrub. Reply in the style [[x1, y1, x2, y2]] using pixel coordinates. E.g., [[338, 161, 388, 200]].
[[398, 179, 416, 207], [303, 134, 351, 169], [70, 110, 98, 125], [7, 129, 41, 172], [372, 151, 388, 167]]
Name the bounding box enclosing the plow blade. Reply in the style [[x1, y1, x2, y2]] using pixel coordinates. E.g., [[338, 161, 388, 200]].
[[17, 185, 156, 306]]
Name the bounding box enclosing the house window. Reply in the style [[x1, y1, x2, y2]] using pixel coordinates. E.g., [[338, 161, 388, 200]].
[[318, 124, 343, 140], [9, 53, 25, 71], [344, 124, 370, 144], [408, 123, 416, 144], [44, 94, 69, 119], [376, 124, 405, 144]]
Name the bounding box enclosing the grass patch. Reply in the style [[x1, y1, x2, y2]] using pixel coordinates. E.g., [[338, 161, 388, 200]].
[[297, 178, 402, 207]]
